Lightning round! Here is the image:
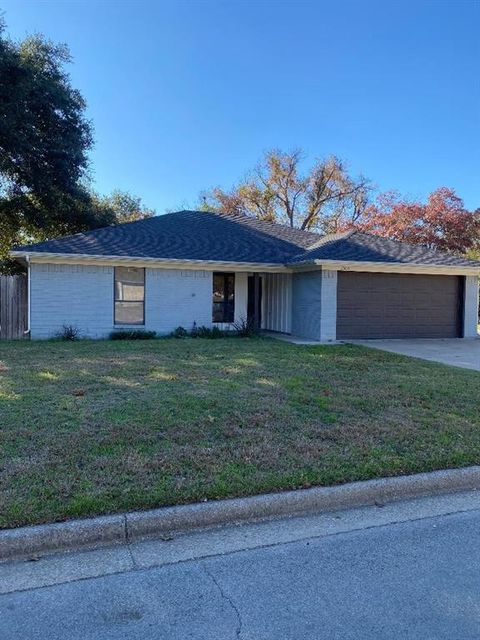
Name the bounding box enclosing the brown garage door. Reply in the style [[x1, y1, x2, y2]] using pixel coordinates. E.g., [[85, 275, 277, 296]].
[[337, 272, 463, 339]]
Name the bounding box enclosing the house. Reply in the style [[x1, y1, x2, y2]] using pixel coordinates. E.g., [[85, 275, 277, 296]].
[[10, 210, 480, 341]]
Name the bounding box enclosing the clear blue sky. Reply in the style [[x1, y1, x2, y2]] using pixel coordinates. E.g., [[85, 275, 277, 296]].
[[2, 0, 479, 211]]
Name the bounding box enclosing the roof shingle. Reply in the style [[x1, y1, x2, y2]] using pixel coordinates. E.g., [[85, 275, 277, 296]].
[[13, 210, 480, 269], [290, 230, 480, 268], [15, 210, 318, 264]]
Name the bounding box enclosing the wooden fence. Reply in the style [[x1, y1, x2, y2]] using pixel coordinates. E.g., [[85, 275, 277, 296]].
[[0, 275, 28, 339]]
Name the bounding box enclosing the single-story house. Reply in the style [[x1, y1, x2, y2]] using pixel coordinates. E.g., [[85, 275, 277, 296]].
[[10, 210, 480, 341]]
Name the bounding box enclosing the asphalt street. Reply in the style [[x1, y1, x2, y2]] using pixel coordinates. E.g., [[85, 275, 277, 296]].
[[1, 490, 480, 639]]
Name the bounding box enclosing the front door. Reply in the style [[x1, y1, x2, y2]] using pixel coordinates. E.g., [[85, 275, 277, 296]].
[[247, 275, 262, 329]]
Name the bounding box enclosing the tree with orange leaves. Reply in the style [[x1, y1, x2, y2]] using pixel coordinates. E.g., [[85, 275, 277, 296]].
[[341, 187, 479, 254]]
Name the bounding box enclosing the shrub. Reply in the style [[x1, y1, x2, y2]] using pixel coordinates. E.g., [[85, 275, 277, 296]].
[[110, 330, 157, 340], [190, 321, 199, 338], [192, 325, 225, 339], [171, 326, 188, 339], [56, 324, 80, 341], [233, 317, 257, 337], [194, 325, 211, 338]]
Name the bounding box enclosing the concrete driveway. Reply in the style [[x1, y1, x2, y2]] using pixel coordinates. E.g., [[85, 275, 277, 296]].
[[352, 338, 480, 371]]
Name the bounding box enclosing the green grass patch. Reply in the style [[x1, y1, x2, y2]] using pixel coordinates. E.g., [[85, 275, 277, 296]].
[[0, 337, 479, 528]]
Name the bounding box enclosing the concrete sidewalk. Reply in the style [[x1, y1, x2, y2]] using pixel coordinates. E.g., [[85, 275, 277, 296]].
[[352, 337, 480, 371], [1, 490, 480, 638]]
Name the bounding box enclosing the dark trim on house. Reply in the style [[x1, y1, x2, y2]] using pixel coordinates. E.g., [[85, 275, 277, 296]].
[[247, 274, 262, 329], [212, 272, 235, 323], [459, 276, 466, 338]]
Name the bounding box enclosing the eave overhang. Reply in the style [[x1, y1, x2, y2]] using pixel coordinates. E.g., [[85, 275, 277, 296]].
[[289, 259, 480, 276], [10, 251, 480, 277], [9, 251, 290, 273]]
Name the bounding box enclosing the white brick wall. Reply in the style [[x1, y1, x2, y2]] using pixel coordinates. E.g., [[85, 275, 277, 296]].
[[463, 276, 479, 338], [30, 263, 250, 339], [32, 263, 474, 341], [30, 263, 114, 338], [145, 268, 212, 334]]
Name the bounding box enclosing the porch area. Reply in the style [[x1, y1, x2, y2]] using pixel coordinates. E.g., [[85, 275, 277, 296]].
[[243, 272, 293, 334], [248, 269, 336, 343]]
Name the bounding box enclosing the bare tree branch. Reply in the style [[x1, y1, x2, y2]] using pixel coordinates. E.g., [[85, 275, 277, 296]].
[[201, 149, 373, 233]]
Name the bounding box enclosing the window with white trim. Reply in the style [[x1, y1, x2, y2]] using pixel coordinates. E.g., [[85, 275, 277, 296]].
[[114, 267, 145, 325]]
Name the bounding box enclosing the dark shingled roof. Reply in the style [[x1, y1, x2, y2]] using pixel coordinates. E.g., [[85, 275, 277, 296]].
[[15, 210, 319, 264], [290, 230, 480, 268], [14, 210, 480, 269]]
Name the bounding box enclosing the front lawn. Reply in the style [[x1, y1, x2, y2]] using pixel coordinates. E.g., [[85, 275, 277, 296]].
[[1, 337, 479, 529]]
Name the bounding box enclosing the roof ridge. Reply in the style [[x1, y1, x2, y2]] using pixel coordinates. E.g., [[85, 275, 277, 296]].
[[292, 229, 355, 255], [211, 209, 321, 236], [346, 229, 464, 259], [316, 229, 355, 246]]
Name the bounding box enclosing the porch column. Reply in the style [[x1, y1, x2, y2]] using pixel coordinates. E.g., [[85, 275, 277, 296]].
[[319, 269, 337, 342], [253, 272, 260, 330], [463, 276, 479, 338]]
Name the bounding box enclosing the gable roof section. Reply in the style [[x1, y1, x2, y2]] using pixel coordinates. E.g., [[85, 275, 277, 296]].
[[12, 210, 480, 270]]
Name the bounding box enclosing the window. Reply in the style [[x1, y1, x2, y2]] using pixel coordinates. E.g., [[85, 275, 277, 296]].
[[114, 267, 145, 325], [213, 273, 235, 323]]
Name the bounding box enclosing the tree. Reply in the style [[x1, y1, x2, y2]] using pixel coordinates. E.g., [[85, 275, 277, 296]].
[[0, 21, 114, 263], [201, 149, 372, 233], [94, 190, 155, 224], [342, 188, 480, 254], [466, 208, 480, 259]]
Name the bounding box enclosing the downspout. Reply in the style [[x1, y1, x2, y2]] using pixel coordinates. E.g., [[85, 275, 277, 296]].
[[24, 255, 31, 337]]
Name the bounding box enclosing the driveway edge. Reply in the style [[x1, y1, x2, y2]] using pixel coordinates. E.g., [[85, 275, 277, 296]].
[[2, 466, 480, 561]]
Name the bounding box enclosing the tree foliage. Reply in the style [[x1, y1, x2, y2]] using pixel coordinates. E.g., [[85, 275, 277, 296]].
[[341, 188, 480, 254], [202, 149, 372, 233], [94, 190, 155, 224], [0, 21, 114, 262]]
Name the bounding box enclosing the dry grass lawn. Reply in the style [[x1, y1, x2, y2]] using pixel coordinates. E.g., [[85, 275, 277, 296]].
[[1, 337, 479, 529]]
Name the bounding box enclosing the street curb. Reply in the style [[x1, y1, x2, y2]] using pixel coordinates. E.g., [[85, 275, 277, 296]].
[[2, 466, 480, 561]]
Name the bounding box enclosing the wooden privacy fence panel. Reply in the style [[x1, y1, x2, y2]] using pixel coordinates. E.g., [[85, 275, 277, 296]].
[[0, 275, 28, 339]]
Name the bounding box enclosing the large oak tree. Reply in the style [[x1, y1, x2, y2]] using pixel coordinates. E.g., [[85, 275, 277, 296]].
[[0, 21, 114, 264]]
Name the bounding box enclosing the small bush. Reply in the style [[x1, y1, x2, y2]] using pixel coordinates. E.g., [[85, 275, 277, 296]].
[[56, 324, 80, 341], [192, 325, 225, 339], [210, 326, 225, 339], [110, 330, 157, 340], [233, 317, 257, 337], [190, 321, 199, 338], [171, 326, 188, 339], [194, 325, 212, 338]]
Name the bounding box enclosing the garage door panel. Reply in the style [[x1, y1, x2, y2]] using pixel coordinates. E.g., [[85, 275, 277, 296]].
[[337, 272, 462, 339]]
